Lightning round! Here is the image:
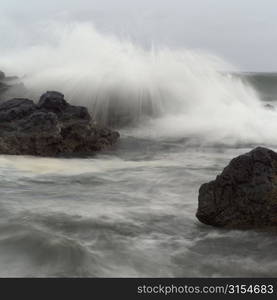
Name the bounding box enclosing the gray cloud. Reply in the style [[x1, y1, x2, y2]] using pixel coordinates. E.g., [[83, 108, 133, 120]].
[[1, 0, 277, 71]]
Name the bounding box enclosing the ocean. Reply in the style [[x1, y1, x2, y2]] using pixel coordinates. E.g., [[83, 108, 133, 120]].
[[0, 24, 277, 277]]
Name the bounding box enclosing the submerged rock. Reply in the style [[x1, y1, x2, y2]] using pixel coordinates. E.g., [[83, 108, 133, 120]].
[[0, 91, 119, 156], [197, 147, 277, 230]]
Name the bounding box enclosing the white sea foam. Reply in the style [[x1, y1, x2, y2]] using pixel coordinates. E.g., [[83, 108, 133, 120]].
[[1, 21, 277, 144]]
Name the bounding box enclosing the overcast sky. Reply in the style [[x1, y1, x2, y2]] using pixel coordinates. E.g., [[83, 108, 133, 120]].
[[1, 0, 277, 71]]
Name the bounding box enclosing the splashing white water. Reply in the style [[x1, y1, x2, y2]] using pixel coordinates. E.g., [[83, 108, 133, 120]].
[[1, 22, 277, 144]]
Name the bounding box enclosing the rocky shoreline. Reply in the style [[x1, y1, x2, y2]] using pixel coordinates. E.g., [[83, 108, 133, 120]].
[[2, 71, 277, 232], [0, 91, 119, 156]]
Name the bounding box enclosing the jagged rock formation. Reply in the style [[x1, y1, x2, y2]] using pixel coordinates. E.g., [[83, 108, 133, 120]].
[[197, 147, 277, 230], [0, 91, 119, 156]]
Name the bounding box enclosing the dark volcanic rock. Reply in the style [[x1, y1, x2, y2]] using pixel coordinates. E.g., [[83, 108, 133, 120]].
[[0, 98, 36, 121], [38, 91, 91, 121], [38, 91, 68, 112], [197, 147, 277, 230], [0, 91, 119, 156]]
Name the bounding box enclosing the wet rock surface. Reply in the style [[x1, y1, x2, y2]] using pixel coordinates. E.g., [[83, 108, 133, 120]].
[[0, 91, 119, 156], [197, 147, 277, 230]]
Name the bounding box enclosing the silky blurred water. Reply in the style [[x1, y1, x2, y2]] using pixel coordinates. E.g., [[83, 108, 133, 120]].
[[0, 136, 277, 277], [1, 12, 277, 278]]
